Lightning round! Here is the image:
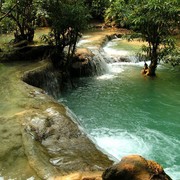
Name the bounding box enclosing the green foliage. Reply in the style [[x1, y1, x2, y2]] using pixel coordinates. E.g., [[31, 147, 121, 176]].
[[106, 0, 180, 75], [129, 0, 179, 38], [40, 32, 54, 46], [129, 0, 179, 71], [0, 18, 14, 34], [42, 0, 90, 68], [32, 0, 49, 27], [105, 0, 130, 27], [85, 0, 110, 20], [159, 47, 180, 66], [0, 0, 37, 42]]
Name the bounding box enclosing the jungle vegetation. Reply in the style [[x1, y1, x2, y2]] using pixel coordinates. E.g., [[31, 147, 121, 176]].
[[0, 0, 179, 76], [105, 0, 180, 76]]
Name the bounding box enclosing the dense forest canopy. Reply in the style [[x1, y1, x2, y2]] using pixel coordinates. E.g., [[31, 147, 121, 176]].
[[0, 0, 179, 75]]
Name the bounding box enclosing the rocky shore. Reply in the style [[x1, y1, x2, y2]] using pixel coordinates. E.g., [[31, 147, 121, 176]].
[[0, 59, 114, 179]]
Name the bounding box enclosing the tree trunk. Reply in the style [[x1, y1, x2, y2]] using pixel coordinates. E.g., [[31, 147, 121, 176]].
[[148, 61, 157, 76], [148, 43, 158, 76]]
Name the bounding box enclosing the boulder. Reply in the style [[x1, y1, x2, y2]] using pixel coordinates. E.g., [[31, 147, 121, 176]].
[[71, 48, 95, 77], [102, 155, 172, 180]]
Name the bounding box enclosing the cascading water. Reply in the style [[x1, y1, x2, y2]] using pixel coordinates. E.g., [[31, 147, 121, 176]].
[[23, 68, 62, 99], [60, 37, 180, 180], [90, 48, 110, 75], [103, 38, 141, 63]]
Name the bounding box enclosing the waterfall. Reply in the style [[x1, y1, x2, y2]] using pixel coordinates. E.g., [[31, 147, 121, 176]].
[[23, 67, 62, 98], [87, 47, 138, 77], [90, 48, 110, 75], [86, 39, 141, 77], [103, 38, 139, 63]]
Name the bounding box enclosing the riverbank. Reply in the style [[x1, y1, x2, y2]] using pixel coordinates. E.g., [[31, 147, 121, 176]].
[[0, 60, 114, 179]]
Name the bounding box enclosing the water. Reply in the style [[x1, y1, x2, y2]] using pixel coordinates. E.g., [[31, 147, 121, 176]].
[[59, 55, 180, 178]]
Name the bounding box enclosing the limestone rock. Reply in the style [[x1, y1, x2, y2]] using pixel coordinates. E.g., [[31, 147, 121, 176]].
[[102, 155, 172, 180]]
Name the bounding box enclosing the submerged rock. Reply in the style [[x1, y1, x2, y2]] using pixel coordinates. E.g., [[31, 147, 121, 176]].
[[71, 48, 95, 77], [102, 155, 172, 180]]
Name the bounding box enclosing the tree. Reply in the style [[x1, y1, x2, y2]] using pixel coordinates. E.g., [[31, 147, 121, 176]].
[[0, 0, 36, 42], [105, 0, 180, 76], [129, 0, 180, 76], [42, 0, 90, 69]]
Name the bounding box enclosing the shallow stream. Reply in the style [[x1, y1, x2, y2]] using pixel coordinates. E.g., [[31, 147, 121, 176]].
[[60, 38, 180, 179]]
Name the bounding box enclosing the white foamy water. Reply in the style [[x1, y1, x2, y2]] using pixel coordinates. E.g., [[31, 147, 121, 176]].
[[90, 128, 180, 180], [97, 74, 117, 80], [77, 39, 91, 46], [107, 63, 125, 74], [103, 38, 136, 57], [165, 166, 180, 180], [77, 35, 92, 47], [91, 129, 151, 160], [96, 64, 124, 80], [104, 47, 131, 57]]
